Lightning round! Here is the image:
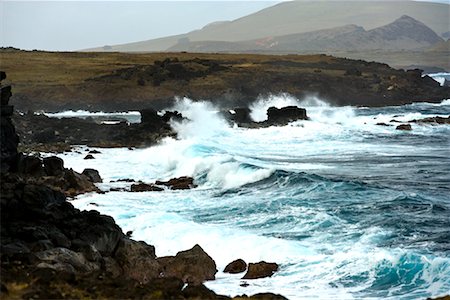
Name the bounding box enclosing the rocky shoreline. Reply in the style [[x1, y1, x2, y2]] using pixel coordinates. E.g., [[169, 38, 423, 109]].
[[1, 72, 287, 299]]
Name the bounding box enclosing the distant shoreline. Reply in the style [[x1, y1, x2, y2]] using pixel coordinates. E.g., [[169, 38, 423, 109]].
[[2, 51, 449, 112]]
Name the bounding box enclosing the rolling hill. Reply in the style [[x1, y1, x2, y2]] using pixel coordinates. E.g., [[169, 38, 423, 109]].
[[167, 15, 444, 52], [85, 1, 450, 52]]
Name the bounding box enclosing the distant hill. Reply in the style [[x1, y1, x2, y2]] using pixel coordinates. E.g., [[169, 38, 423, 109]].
[[168, 15, 444, 52], [85, 1, 450, 52]]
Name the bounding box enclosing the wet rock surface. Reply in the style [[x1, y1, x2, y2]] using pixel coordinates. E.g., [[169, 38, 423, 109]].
[[224, 259, 248, 274], [396, 124, 412, 130], [157, 244, 217, 285], [242, 262, 279, 279], [12, 108, 177, 150]]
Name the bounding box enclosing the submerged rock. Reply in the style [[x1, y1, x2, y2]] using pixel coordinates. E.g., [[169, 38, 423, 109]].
[[242, 261, 279, 279], [84, 154, 95, 160], [157, 244, 217, 285], [224, 259, 247, 274]]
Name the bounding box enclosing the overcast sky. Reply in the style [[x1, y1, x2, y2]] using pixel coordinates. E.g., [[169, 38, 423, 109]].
[[0, 1, 279, 51], [1, 0, 448, 51]]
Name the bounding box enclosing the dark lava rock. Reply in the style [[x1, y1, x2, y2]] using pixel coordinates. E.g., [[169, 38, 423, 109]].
[[130, 183, 163, 192], [114, 238, 159, 284], [84, 154, 95, 160], [183, 284, 229, 299], [82, 168, 102, 183], [229, 107, 253, 124], [242, 261, 279, 279], [375, 122, 392, 126], [17, 154, 46, 177], [266, 106, 307, 125], [411, 116, 450, 124], [157, 244, 217, 285], [43, 156, 64, 176], [396, 124, 412, 131], [240, 293, 289, 299], [62, 168, 100, 196], [224, 259, 247, 274], [155, 176, 197, 190], [89, 149, 101, 154]]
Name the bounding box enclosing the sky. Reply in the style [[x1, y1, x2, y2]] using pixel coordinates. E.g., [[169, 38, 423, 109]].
[[0, 1, 279, 51], [1, 0, 448, 51]]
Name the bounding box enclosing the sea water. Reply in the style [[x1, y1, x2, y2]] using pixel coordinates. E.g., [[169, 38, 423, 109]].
[[50, 94, 450, 299]]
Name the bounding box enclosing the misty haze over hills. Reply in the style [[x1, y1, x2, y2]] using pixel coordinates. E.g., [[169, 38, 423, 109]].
[[167, 16, 444, 52], [86, 1, 449, 53]]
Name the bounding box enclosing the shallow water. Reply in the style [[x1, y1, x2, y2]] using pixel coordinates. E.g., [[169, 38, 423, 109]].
[[55, 95, 450, 299]]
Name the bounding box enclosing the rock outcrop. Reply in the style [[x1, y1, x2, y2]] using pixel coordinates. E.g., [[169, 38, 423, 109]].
[[226, 106, 308, 128], [157, 244, 217, 285], [1, 71, 19, 173], [224, 259, 247, 274], [242, 262, 279, 279]]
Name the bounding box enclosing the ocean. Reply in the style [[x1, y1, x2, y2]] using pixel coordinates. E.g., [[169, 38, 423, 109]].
[[47, 93, 450, 299]]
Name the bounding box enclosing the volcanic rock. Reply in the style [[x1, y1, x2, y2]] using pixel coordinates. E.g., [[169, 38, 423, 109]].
[[155, 176, 197, 190], [266, 106, 308, 125], [242, 261, 279, 279], [130, 182, 164, 192], [114, 238, 160, 284], [224, 259, 247, 274], [43, 156, 64, 176], [396, 124, 412, 130], [157, 244, 217, 285], [17, 154, 46, 177], [84, 154, 95, 160], [410, 116, 450, 124], [82, 168, 102, 183]]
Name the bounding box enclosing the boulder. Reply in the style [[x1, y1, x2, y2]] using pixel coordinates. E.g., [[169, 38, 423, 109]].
[[242, 261, 279, 279], [266, 106, 307, 125], [17, 155, 45, 177], [157, 244, 217, 285], [62, 169, 99, 196], [35, 247, 100, 274], [84, 154, 95, 160], [396, 124, 412, 131], [82, 168, 102, 183], [130, 183, 163, 192], [229, 107, 252, 124], [43, 156, 64, 176], [114, 238, 160, 284], [155, 176, 197, 190], [224, 259, 247, 274]]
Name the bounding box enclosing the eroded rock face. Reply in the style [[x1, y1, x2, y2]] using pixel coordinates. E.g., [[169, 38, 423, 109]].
[[242, 261, 279, 279], [157, 244, 217, 285], [224, 259, 247, 274]]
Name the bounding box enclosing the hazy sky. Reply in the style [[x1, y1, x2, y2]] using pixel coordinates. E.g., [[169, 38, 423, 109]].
[[1, 1, 279, 51], [1, 0, 448, 51]]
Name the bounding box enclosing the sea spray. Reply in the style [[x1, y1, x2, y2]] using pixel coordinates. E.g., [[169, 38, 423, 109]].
[[58, 98, 450, 299]]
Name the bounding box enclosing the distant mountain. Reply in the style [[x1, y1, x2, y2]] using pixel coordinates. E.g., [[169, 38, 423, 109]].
[[168, 16, 444, 52], [85, 1, 449, 52]]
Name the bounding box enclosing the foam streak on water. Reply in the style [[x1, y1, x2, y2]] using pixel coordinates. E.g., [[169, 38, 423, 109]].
[[59, 96, 450, 299]]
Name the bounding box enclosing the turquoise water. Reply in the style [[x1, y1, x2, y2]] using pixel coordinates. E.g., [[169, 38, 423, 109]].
[[60, 96, 450, 299]]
